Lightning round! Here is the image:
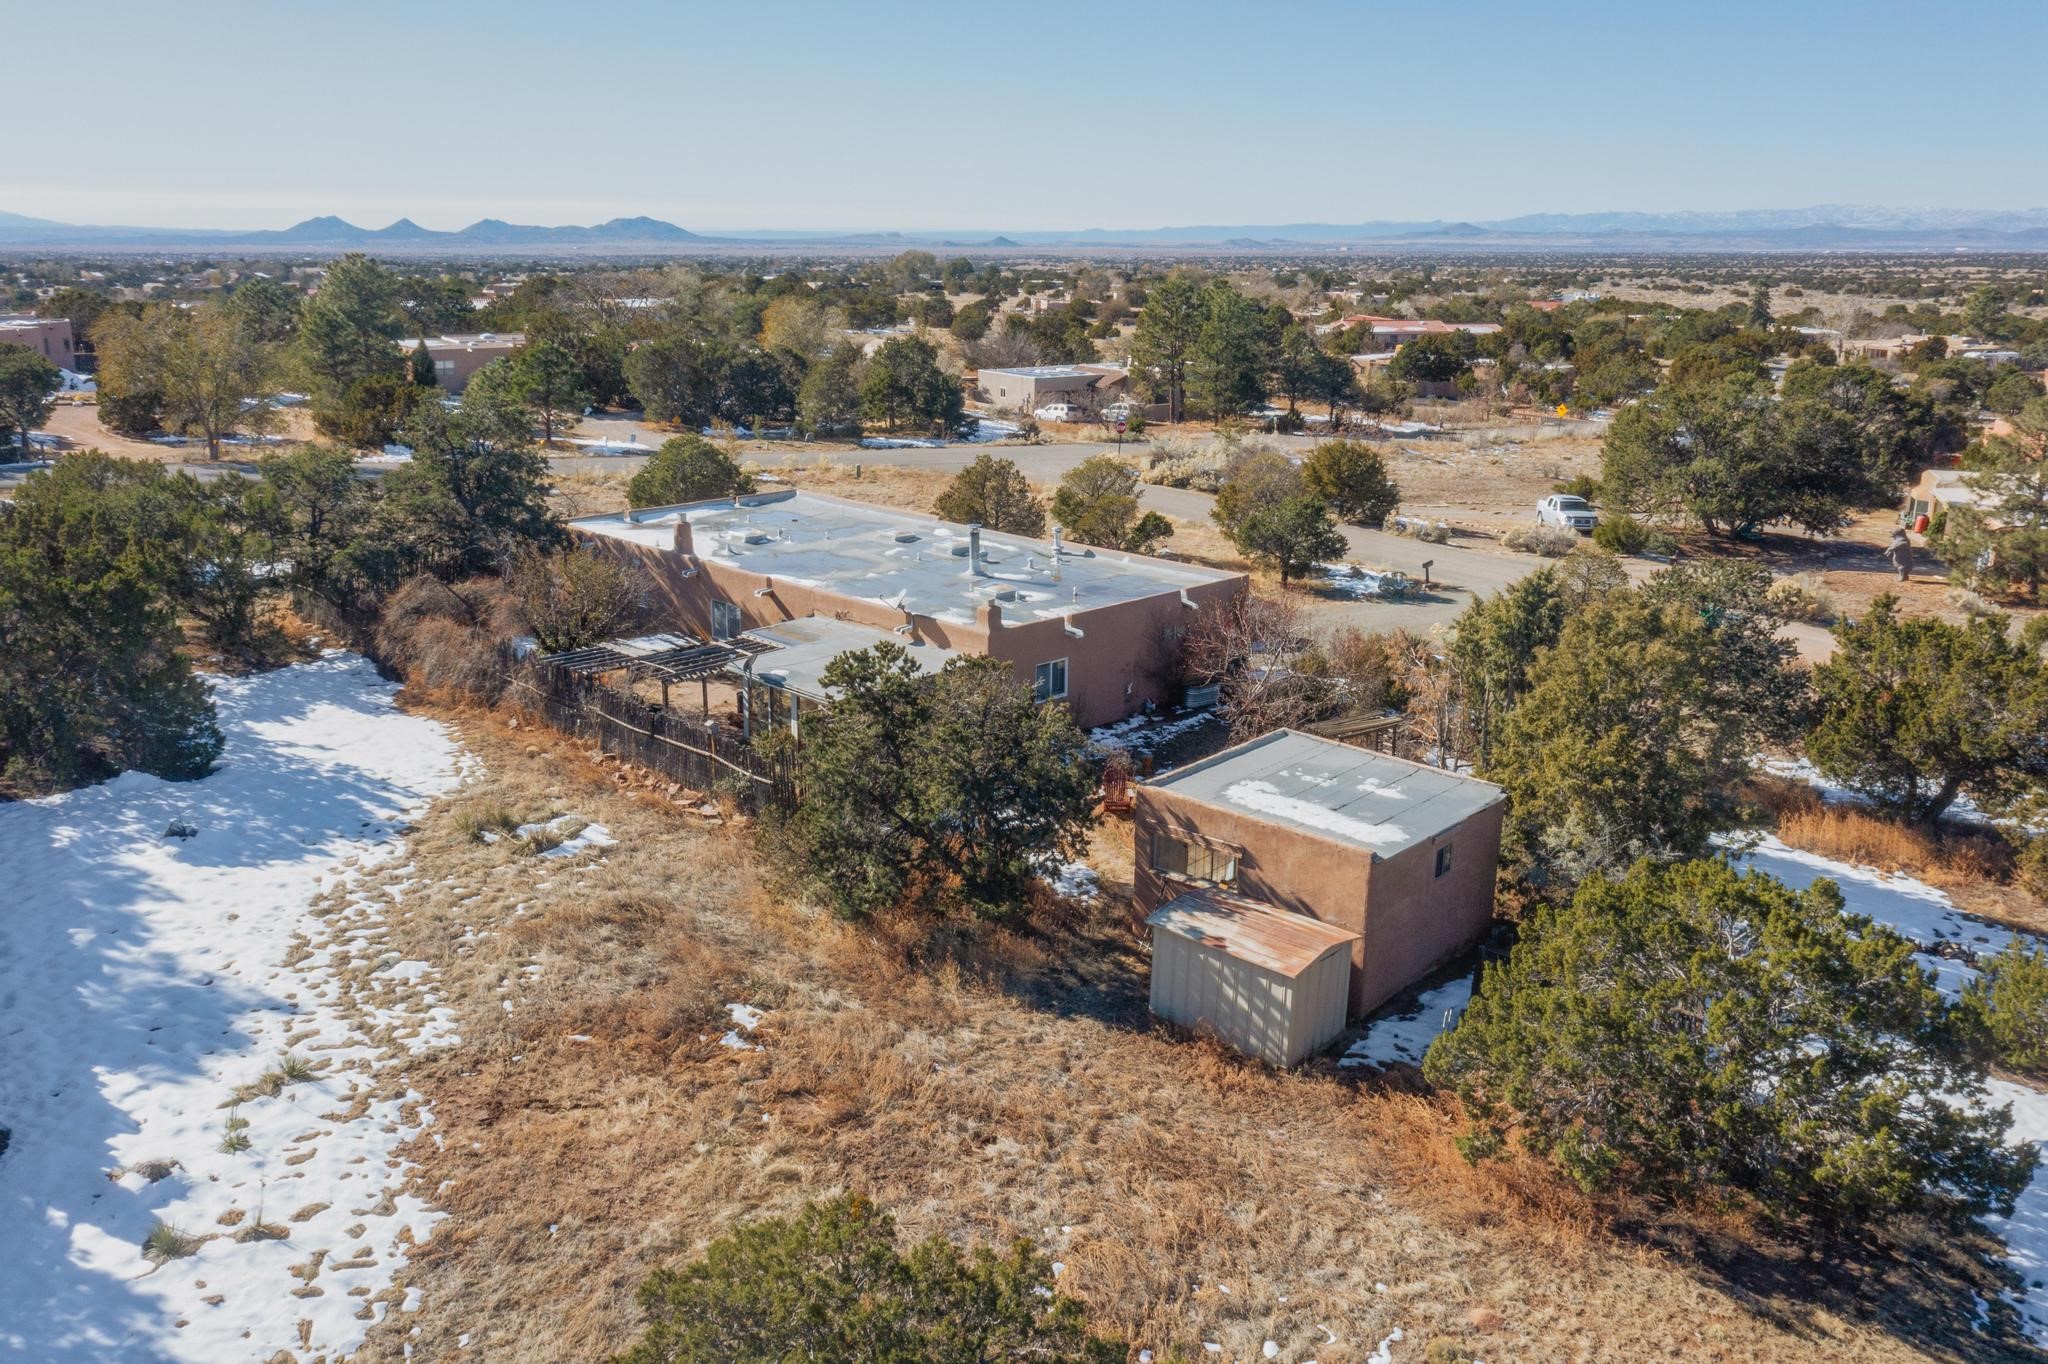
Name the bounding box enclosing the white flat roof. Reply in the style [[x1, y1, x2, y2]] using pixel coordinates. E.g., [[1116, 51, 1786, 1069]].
[[1147, 729, 1504, 858], [573, 490, 1239, 628], [738, 616, 958, 701]]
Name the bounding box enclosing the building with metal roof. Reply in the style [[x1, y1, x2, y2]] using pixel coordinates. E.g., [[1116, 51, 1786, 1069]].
[[1135, 729, 1505, 1032], [1146, 887, 1358, 1067]]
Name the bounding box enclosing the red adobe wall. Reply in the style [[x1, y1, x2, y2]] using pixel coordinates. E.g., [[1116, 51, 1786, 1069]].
[[571, 523, 1242, 729], [1133, 779, 1502, 1019], [1134, 782, 1373, 948], [1353, 800, 1503, 1015]]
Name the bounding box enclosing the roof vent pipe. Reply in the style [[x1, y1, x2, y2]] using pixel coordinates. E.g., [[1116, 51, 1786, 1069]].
[[967, 524, 984, 576], [1051, 525, 1064, 581]]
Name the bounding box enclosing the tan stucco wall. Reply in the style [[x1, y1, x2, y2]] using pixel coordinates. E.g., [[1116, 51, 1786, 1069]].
[[1134, 780, 1503, 1020], [0, 318, 76, 366], [1353, 801, 1503, 1015], [572, 525, 1241, 729]]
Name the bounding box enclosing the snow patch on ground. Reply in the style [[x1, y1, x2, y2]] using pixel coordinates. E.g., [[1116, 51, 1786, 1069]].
[[1340, 977, 1474, 1070], [1317, 563, 1406, 599], [1089, 709, 1220, 757], [1041, 859, 1100, 901], [1727, 834, 2029, 996], [0, 653, 464, 1362], [719, 1003, 766, 1051], [516, 815, 617, 860]]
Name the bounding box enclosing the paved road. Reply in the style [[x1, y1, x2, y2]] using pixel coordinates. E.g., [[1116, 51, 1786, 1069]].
[[548, 427, 1545, 633]]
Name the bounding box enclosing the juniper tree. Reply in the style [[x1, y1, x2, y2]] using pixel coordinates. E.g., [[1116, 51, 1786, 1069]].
[[626, 434, 752, 509], [0, 455, 223, 791], [1302, 439, 1402, 527], [1806, 596, 2048, 825], [1424, 858, 2036, 1231], [1050, 455, 1169, 552], [612, 1195, 1122, 1364]]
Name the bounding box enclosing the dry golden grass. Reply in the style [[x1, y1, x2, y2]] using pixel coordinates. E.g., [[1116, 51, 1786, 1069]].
[[329, 707, 2036, 1363]]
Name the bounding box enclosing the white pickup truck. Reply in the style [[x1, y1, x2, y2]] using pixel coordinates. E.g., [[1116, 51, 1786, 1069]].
[[1535, 493, 1599, 532]]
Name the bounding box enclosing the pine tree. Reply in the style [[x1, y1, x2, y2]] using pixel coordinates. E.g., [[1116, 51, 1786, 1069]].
[[933, 454, 1046, 536]]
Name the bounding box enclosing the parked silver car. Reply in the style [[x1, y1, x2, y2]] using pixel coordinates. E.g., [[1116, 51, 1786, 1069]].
[[1536, 493, 1598, 532]]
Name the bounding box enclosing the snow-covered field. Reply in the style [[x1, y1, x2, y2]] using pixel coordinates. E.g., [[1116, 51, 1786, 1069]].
[[0, 654, 465, 1362]]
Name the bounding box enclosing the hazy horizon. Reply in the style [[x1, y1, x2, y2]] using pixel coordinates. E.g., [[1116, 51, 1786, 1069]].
[[7, 0, 2046, 232]]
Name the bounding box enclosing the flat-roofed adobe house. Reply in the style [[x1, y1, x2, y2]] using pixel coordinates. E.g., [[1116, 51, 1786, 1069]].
[[397, 332, 525, 392], [568, 489, 1246, 729], [0, 316, 77, 368], [1135, 729, 1505, 1061], [977, 363, 1129, 414]]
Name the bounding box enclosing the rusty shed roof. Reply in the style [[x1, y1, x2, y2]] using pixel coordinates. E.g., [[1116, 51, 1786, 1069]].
[[1145, 887, 1359, 979]]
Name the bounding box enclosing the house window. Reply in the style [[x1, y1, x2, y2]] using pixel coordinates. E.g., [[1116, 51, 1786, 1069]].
[[1033, 658, 1068, 702], [711, 599, 743, 639], [1435, 844, 1454, 878], [1150, 829, 1236, 886]]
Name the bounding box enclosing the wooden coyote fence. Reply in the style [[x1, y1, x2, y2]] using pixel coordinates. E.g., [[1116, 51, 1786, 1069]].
[[507, 658, 795, 812]]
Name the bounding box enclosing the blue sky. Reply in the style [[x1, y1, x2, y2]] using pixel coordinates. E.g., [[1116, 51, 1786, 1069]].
[[8, 0, 2045, 231]]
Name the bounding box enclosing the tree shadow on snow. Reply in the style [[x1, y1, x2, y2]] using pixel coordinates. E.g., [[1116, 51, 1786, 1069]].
[[0, 653, 449, 1361]]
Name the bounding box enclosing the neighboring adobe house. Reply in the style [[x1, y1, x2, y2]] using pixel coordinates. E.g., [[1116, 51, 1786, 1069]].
[[0, 316, 78, 369], [1904, 466, 1999, 528], [1135, 729, 1505, 1039], [977, 363, 1129, 414], [568, 489, 1245, 728], [1314, 315, 1502, 352], [396, 332, 525, 392]]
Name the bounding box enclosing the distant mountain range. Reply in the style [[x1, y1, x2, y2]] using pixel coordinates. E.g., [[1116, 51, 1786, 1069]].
[[5, 206, 2048, 253]]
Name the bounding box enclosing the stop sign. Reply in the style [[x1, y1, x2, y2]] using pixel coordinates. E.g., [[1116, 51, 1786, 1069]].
[[1115, 419, 1127, 433]]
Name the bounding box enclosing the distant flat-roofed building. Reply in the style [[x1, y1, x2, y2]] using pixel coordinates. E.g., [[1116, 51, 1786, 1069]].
[[570, 489, 1245, 728], [978, 363, 1129, 414], [397, 332, 526, 392], [1136, 729, 1505, 1021], [0, 316, 77, 369], [1315, 315, 1503, 351]]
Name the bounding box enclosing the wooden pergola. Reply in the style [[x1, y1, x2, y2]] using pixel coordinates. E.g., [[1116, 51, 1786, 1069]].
[[539, 637, 774, 719]]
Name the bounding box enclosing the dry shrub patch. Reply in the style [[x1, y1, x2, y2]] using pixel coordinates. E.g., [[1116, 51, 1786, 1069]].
[[351, 707, 2026, 1363]]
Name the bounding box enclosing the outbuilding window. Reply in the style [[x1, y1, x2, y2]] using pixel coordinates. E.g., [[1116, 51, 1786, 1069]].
[[1033, 658, 1068, 702], [1435, 844, 1454, 878], [711, 599, 743, 639], [1151, 830, 1236, 886]]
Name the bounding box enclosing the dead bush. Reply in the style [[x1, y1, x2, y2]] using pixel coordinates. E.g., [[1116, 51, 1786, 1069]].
[[508, 545, 648, 656], [1764, 573, 1837, 625], [1775, 805, 2011, 887], [1501, 526, 1581, 558], [373, 575, 524, 702]]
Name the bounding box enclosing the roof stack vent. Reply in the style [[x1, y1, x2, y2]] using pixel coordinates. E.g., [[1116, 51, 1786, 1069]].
[[1051, 526, 1063, 582], [967, 524, 984, 576]]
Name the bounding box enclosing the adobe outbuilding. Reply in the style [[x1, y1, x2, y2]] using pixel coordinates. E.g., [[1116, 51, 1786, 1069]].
[[1135, 729, 1505, 1058]]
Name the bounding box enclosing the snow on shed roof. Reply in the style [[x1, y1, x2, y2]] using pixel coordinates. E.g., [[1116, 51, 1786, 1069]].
[[1146, 729, 1504, 858], [1146, 886, 1359, 979]]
